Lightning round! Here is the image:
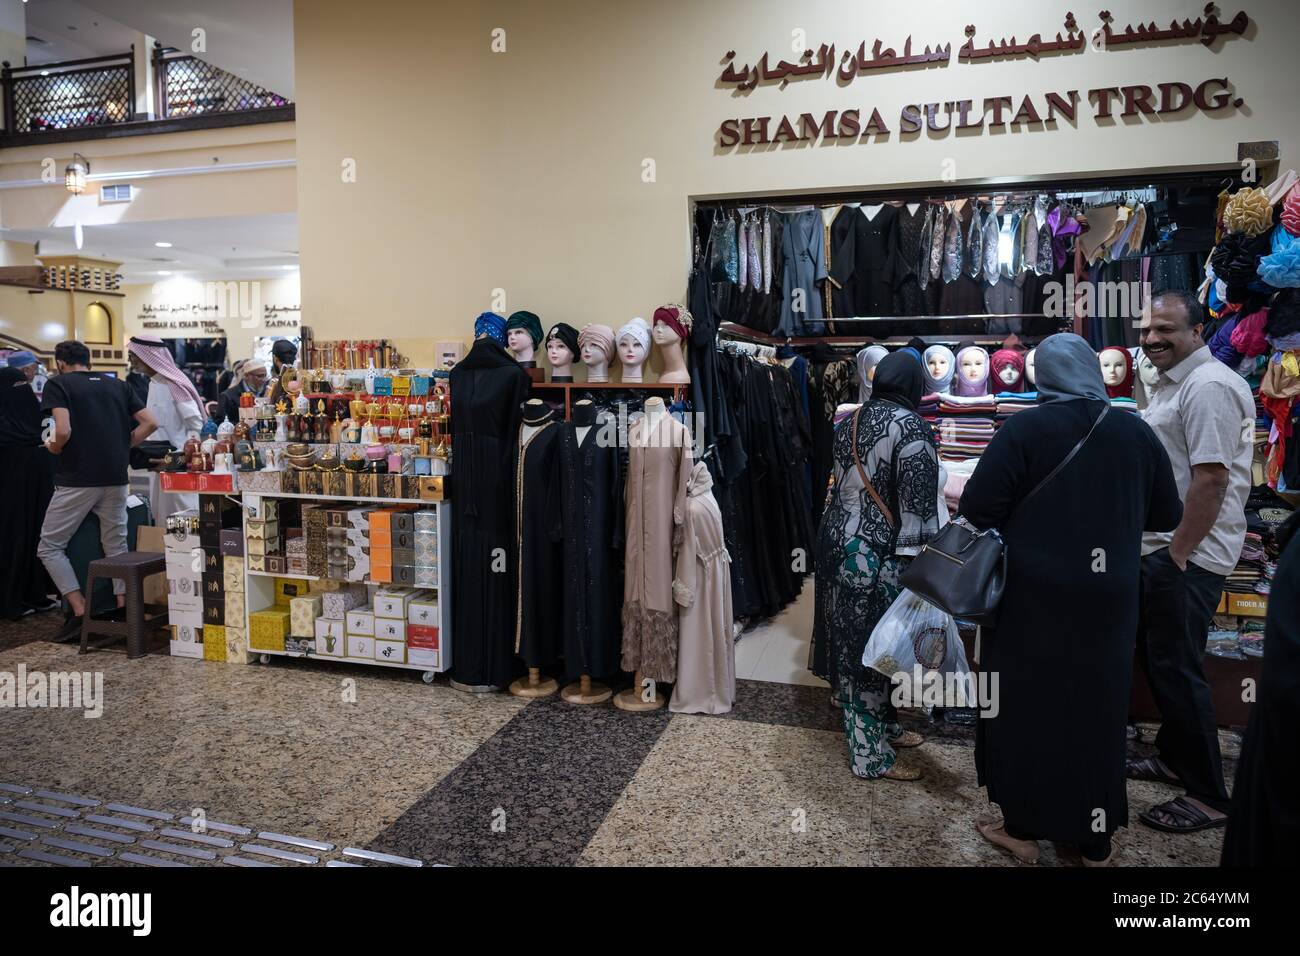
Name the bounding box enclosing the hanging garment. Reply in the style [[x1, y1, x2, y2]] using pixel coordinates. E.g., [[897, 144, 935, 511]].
[[827, 206, 858, 318], [622, 412, 695, 682], [1000, 212, 1022, 278], [779, 209, 828, 335], [834, 204, 900, 317], [737, 215, 749, 289], [559, 414, 625, 680], [762, 209, 773, 294], [747, 214, 763, 291], [917, 204, 935, 291], [983, 207, 1002, 285], [941, 203, 965, 283], [449, 337, 532, 688], [670, 462, 736, 715], [514, 413, 564, 672], [929, 204, 946, 282], [1036, 209, 1055, 275], [893, 204, 931, 316], [822, 205, 841, 321], [966, 203, 984, 278]]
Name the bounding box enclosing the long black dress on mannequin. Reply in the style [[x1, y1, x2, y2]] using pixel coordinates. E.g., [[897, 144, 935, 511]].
[[449, 337, 530, 689], [559, 402, 625, 679], [514, 403, 564, 673]]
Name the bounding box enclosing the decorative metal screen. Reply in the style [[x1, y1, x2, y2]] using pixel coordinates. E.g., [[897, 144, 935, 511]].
[[4, 56, 134, 133], [158, 53, 291, 117]]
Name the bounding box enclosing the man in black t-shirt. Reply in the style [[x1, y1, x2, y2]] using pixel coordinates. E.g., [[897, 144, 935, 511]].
[[37, 341, 158, 618]]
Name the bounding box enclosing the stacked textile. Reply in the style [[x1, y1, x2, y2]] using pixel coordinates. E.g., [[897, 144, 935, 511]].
[[1110, 396, 1139, 414], [1223, 532, 1267, 594], [994, 391, 1036, 424]]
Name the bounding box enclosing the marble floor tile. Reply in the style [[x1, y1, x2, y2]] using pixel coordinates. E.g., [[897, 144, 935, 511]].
[[733, 631, 772, 680], [750, 634, 829, 687], [366, 696, 672, 866], [579, 716, 874, 866], [717, 678, 840, 733]]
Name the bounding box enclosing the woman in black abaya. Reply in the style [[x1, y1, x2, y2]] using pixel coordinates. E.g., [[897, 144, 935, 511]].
[[0, 366, 55, 618], [959, 334, 1182, 864]]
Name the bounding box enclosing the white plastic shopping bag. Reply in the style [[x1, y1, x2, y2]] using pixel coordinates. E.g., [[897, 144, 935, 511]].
[[863, 588, 974, 706]]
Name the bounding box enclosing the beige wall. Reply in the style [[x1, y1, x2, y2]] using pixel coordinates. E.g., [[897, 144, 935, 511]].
[[293, 0, 1296, 366], [121, 274, 302, 366], [0, 286, 123, 363]]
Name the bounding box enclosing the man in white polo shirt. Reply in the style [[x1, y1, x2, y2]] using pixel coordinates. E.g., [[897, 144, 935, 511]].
[[1130, 291, 1254, 835]]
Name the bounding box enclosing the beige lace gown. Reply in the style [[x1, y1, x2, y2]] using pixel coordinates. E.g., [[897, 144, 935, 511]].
[[621, 413, 694, 682]]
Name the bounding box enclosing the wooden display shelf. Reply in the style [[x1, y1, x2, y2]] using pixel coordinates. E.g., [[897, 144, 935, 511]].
[[0, 278, 125, 297], [530, 380, 687, 417]]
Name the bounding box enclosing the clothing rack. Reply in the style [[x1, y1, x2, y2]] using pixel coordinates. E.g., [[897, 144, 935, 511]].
[[718, 321, 1047, 350]]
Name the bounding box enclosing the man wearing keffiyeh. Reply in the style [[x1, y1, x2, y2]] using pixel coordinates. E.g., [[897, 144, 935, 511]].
[[127, 335, 205, 514]]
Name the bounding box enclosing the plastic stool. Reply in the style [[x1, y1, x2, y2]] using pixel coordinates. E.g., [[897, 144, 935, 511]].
[[79, 552, 168, 659]]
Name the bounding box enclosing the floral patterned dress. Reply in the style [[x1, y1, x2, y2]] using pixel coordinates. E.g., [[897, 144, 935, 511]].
[[811, 400, 940, 777]]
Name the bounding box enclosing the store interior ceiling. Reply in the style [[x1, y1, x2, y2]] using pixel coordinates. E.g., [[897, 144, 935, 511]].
[[22, 0, 294, 97], [1, 212, 300, 283]]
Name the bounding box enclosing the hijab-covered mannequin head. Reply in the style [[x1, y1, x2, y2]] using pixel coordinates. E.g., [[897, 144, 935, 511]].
[[1035, 333, 1108, 403], [1025, 347, 1037, 386], [922, 344, 956, 394], [856, 345, 890, 402], [1098, 346, 1134, 398], [990, 348, 1026, 392], [954, 345, 990, 396]]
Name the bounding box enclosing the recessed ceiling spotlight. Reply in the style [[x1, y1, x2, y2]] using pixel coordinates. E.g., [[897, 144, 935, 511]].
[[159, 270, 172, 276], [154, 241, 172, 248]]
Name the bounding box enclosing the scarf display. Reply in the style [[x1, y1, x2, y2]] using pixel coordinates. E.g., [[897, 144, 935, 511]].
[[1098, 346, 1135, 398], [855, 345, 889, 402], [127, 335, 204, 410], [953, 345, 990, 397], [922, 344, 956, 394], [990, 348, 1026, 392]]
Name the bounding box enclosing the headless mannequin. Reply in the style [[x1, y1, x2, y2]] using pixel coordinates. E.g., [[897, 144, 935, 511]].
[[510, 398, 559, 699], [614, 395, 670, 713], [652, 321, 690, 384], [561, 399, 615, 705]]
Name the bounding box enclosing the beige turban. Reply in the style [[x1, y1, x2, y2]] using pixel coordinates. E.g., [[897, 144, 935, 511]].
[[578, 323, 616, 362]]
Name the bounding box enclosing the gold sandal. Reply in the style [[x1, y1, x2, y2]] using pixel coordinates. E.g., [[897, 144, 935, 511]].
[[890, 730, 925, 748], [881, 760, 923, 782], [975, 814, 1040, 864]]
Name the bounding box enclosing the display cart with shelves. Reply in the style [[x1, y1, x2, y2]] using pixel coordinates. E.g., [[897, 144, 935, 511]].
[[240, 491, 451, 683]]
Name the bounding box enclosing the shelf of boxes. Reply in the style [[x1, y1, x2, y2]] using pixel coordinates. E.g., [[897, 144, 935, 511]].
[[240, 491, 451, 680]]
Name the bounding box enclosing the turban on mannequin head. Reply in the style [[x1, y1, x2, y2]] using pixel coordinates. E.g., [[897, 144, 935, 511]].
[[616, 318, 651, 353], [545, 322, 580, 358], [577, 323, 616, 362], [652, 304, 693, 342], [921, 344, 956, 394], [990, 348, 1026, 392], [506, 310, 543, 348], [473, 311, 507, 345], [128, 334, 204, 409]]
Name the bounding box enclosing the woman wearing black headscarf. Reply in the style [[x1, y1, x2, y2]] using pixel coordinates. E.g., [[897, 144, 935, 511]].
[[812, 353, 942, 781], [0, 366, 56, 618], [959, 333, 1182, 864]]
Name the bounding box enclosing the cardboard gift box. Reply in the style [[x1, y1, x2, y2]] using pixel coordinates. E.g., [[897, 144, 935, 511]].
[[225, 627, 252, 664], [274, 577, 312, 605], [161, 473, 201, 493], [289, 594, 324, 637], [170, 624, 203, 659], [413, 566, 438, 589], [287, 556, 309, 575], [202, 549, 223, 576], [309, 579, 341, 593], [203, 624, 226, 662], [249, 609, 291, 651], [408, 598, 439, 627], [202, 599, 225, 627], [247, 554, 267, 572], [374, 639, 406, 664], [375, 617, 407, 641], [345, 606, 375, 636], [244, 496, 279, 521], [369, 562, 392, 584], [301, 472, 324, 496], [406, 623, 439, 650], [418, 476, 446, 501], [413, 510, 438, 533], [219, 529, 245, 556], [199, 524, 222, 551], [166, 575, 202, 607], [377, 474, 399, 500], [374, 587, 416, 619], [246, 535, 282, 558], [1229, 593, 1267, 617], [246, 518, 280, 540], [390, 531, 414, 551], [200, 495, 241, 529], [223, 555, 245, 592], [164, 525, 201, 557], [322, 472, 345, 497], [346, 635, 374, 659], [321, 585, 367, 619], [265, 556, 287, 574], [236, 471, 283, 494], [391, 547, 416, 568], [402, 476, 422, 499], [413, 530, 438, 563], [407, 647, 439, 669], [198, 473, 235, 493], [224, 591, 246, 624]]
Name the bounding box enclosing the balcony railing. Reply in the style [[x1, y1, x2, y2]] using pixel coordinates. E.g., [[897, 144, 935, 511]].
[[1, 53, 135, 133], [1, 47, 293, 145], [153, 47, 291, 118]]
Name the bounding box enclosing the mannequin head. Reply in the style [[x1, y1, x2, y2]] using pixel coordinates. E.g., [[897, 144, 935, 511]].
[[507, 329, 535, 361], [505, 311, 543, 364], [1025, 348, 1037, 386], [1099, 346, 1134, 398], [577, 324, 616, 382], [545, 322, 579, 377], [954, 346, 990, 397], [546, 337, 574, 368], [921, 344, 955, 394], [652, 305, 692, 385], [856, 345, 890, 402], [990, 349, 1026, 391], [473, 311, 507, 345], [617, 318, 651, 380], [1137, 349, 1159, 388], [651, 321, 679, 347]]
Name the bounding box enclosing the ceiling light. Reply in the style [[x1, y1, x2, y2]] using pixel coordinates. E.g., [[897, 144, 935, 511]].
[[159, 271, 172, 276], [64, 152, 89, 194], [40, 71, 49, 77], [154, 241, 172, 248]]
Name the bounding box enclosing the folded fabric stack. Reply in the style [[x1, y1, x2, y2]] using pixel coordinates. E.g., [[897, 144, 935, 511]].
[[1110, 396, 1139, 414], [1223, 532, 1267, 594], [942, 458, 980, 512], [936, 416, 996, 462], [938, 394, 998, 415], [994, 391, 1036, 424]]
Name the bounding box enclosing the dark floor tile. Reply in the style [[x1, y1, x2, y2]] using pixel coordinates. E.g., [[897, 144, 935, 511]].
[[0, 610, 71, 652], [713, 679, 840, 733], [366, 696, 671, 866]]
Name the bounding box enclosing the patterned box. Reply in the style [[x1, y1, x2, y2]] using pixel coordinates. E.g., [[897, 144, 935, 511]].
[[375, 617, 406, 641], [371, 376, 393, 396], [201, 549, 223, 576], [203, 624, 226, 662], [246, 535, 282, 557], [225, 591, 246, 624], [345, 606, 375, 636], [249, 609, 290, 651], [403, 475, 422, 499], [374, 639, 406, 664], [407, 623, 439, 649], [247, 554, 267, 572], [244, 497, 279, 521], [411, 375, 431, 396], [223, 555, 245, 592], [346, 635, 374, 659], [246, 518, 279, 540], [170, 624, 203, 658], [413, 566, 438, 588], [290, 594, 323, 637], [390, 375, 411, 396], [323, 472, 346, 497], [413, 510, 438, 533], [408, 598, 439, 627], [287, 556, 309, 576], [225, 628, 252, 665], [301, 472, 324, 496], [203, 599, 224, 627], [374, 587, 416, 619], [413, 530, 438, 563], [236, 471, 282, 494], [202, 574, 225, 600], [308, 579, 341, 592], [198, 473, 235, 493], [391, 547, 416, 568], [219, 529, 244, 556], [321, 585, 367, 619], [274, 577, 312, 605], [418, 476, 446, 501], [265, 555, 287, 574]]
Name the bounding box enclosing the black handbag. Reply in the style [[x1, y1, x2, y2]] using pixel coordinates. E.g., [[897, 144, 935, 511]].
[[900, 404, 1109, 624]]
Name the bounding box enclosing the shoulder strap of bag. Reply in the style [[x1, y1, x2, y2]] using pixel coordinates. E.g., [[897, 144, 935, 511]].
[[851, 405, 896, 529], [1021, 403, 1110, 506]]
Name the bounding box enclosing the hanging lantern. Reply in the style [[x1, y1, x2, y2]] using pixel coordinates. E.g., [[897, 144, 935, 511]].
[[65, 153, 90, 194]]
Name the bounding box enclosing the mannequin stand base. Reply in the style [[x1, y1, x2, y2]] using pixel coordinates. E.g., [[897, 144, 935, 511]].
[[561, 679, 613, 705], [509, 675, 559, 698], [449, 679, 502, 695], [613, 686, 667, 712]]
